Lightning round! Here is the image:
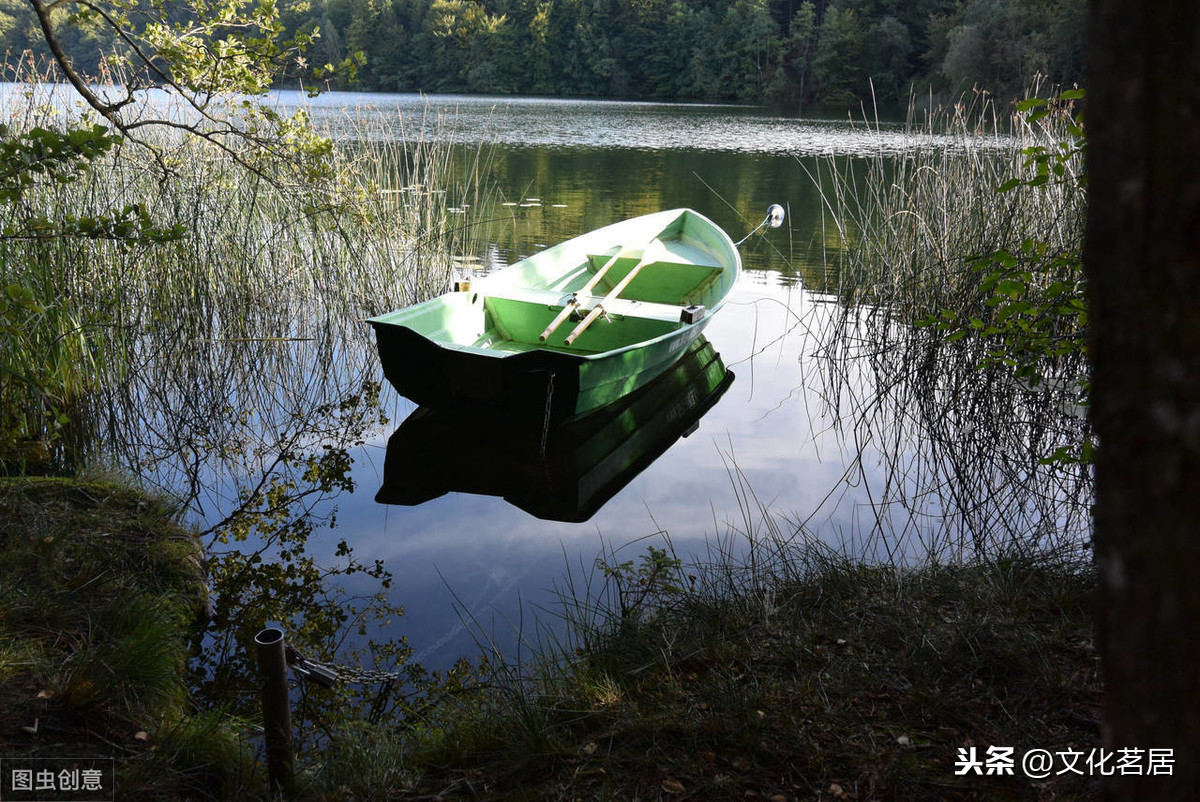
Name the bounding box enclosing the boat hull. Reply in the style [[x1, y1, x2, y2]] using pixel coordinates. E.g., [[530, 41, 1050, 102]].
[[368, 209, 739, 419], [370, 311, 709, 420]]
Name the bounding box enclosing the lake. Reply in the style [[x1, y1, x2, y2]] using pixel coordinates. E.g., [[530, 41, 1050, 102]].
[[296, 93, 867, 668], [87, 91, 1077, 673]]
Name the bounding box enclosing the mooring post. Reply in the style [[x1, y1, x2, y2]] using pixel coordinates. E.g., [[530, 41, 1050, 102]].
[[255, 627, 294, 792]]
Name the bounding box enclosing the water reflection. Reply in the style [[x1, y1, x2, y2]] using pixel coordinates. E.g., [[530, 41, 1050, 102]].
[[377, 337, 733, 522]]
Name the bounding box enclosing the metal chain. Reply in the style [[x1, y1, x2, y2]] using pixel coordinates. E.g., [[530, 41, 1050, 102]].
[[539, 372, 555, 460], [286, 647, 406, 686]]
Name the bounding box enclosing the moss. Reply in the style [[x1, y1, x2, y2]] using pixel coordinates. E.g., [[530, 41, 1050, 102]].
[[0, 475, 257, 799]]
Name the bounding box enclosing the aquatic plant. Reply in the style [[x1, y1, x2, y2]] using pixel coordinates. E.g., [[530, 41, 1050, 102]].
[[804, 87, 1090, 559], [0, 57, 498, 769]]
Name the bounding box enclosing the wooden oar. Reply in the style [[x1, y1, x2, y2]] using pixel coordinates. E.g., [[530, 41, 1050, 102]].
[[538, 246, 629, 341], [563, 243, 663, 346]]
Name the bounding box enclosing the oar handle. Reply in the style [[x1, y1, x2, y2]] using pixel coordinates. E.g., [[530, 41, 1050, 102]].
[[539, 298, 578, 341], [538, 246, 628, 341], [564, 304, 606, 346]]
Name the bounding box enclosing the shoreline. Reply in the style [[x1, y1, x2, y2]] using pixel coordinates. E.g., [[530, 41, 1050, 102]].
[[1, 473, 1100, 800]]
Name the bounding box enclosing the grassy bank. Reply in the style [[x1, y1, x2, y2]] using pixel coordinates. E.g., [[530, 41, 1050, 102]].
[[302, 541, 1099, 800], [1, 477, 1099, 800], [0, 475, 259, 798]]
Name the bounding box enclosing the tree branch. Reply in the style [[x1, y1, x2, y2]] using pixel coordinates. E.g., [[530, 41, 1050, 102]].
[[28, 0, 127, 123]]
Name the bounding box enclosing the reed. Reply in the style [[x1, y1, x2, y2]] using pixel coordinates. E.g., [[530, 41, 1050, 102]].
[[802, 88, 1091, 560], [809, 89, 1085, 314], [0, 60, 492, 482]]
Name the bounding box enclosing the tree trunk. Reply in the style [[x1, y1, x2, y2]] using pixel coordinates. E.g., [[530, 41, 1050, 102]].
[[1087, 0, 1200, 798]]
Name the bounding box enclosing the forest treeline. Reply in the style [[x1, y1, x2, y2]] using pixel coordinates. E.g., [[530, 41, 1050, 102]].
[[0, 0, 1085, 106]]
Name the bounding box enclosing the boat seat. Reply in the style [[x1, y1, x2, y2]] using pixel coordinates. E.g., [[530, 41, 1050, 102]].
[[598, 297, 689, 322], [481, 287, 690, 324], [586, 254, 723, 304]]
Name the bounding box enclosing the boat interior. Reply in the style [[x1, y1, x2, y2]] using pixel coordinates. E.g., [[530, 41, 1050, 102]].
[[471, 232, 729, 353], [378, 213, 735, 356]]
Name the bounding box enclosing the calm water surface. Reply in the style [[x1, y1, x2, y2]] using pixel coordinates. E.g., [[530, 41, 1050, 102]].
[[339, 280, 866, 667], [138, 92, 1027, 669], [245, 92, 926, 668], [289, 90, 1014, 156]]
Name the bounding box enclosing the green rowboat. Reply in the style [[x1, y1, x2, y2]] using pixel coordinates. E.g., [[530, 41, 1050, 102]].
[[368, 208, 740, 420]]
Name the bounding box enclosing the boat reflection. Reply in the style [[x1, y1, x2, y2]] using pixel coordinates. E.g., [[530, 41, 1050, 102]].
[[376, 337, 734, 522]]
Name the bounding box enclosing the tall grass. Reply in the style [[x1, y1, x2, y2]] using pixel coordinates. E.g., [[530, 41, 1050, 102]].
[[803, 88, 1090, 560], [811, 90, 1084, 312], [0, 59, 492, 483]]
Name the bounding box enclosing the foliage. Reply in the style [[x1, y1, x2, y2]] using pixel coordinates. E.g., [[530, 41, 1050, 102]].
[[186, 377, 488, 759], [194, 383, 392, 700], [0, 27, 476, 467], [2, 0, 1088, 106], [595, 542, 685, 622], [941, 0, 1087, 100], [0, 121, 185, 243], [16, 0, 361, 167], [811, 2, 867, 104], [952, 241, 1087, 386], [0, 123, 116, 200]]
